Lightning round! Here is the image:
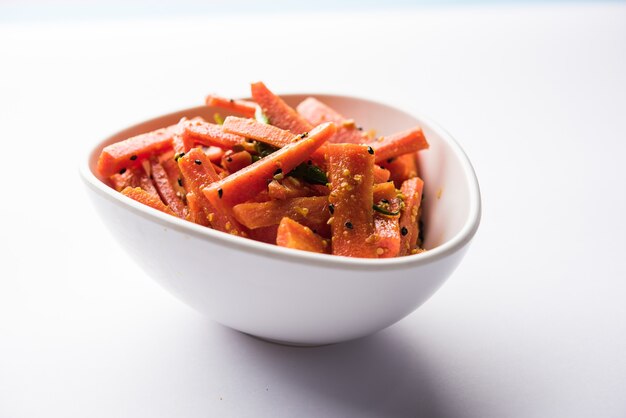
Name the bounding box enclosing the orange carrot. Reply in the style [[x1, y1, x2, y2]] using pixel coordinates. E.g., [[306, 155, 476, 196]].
[[121, 187, 175, 216], [267, 177, 314, 200], [161, 157, 186, 197], [204, 146, 225, 162], [370, 127, 429, 163], [296, 97, 364, 144], [250, 81, 312, 134], [178, 148, 246, 235], [327, 143, 377, 258], [205, 94, 258, 118], [248, 224, 279, 244], [223, 116, 295, 148], [149, 159, 186, 218], [373, 181, 397, 203], [181, 120, 244, 151], [222, 116, 326, 164], [373, 194, 402, 258], [203, 122, 336, 208], [379, 153, 419, 188], [373, 164, 391, 184], [399, 177, 424, 255], [276, 217, 329, 254], [97, 125, 178, 177], [232, 196, 331, 237], [221, 150, 252, 174], [109, 166, 158, 197]]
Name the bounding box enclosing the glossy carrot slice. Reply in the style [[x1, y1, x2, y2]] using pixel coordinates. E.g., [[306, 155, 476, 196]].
[[97, 125, 178, 177], [370, 127, 429, 163], [109, 167, 158, 197], [247, 225, 279, 244], [204, 122, 336, 208], [121, 187, 175, 216], [149, 159, 186, 218], [379, 153, 419, 188], [221, 150, 252, 174], [232, 196, 331, 237], [276, 217, 329, 254], [205, 94, 258, 118], [373, 164, 391, 184], [373, 195, 402, 258], [373, 181, 397, 203], [222, 116, 326, 164], [267, 177, 314, 200], [250, 81, 312, 134], [223, 116, 296, 148], [296, 97, 364, 144], [327, 144, 377, 258], [399, 177, 424, 255], [178, 148, 246, 236], [181, 120, 244, 151]]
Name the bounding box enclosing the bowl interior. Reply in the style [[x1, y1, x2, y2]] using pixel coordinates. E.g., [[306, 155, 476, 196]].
[[87, 94, 479, 257]]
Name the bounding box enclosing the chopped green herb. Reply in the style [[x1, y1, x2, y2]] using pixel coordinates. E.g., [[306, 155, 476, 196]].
[[288, 162, 328, 185]]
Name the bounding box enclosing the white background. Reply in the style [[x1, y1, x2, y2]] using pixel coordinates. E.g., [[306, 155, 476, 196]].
[[1, 2, 625, 417]]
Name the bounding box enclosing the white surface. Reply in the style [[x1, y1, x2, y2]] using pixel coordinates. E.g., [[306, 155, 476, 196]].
[[1, 2, 625, 417]]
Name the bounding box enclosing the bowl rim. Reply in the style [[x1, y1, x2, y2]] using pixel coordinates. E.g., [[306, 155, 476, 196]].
[[80, 94, 481, 271]]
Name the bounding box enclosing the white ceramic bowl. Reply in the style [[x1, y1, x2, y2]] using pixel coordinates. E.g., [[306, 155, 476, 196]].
[[80, 94, 481, 345]]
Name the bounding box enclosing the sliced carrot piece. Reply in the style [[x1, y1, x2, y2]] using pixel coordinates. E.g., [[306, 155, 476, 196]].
[[327, 144, 377, 258], [247, 224, 279, 244], [204, 122, 336, 208], [181, 120, 244, 151], [121, 187, 175, 216], [97, 125, 177, 177], [373, 181, 397, 203], [222, 150, 252, 174], [232, 196, 331, 237], [161, 157, 186, 197], [267, 177, 314, 200], [373, 195, 402, 258], [111, 166, 158, 197], [370, 126, 428, 163], [185, 192, 203, 224], [179, 148, 246, 236], [204, 146, 225, 163], [223, 116, 296, 148], [223, 116, 327, 165], [379, 153, 419, 188], [296, 97, 364, 144], [149, 159, 186, 218], [276, 217, 329, 254], [250, 81, 312, 134], [399, 177, 425, 256], [205, 94, 258, 118], [373, 164, 391, 184]]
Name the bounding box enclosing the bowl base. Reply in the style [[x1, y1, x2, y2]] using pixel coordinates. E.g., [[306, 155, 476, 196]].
[[244, 332, 335, 348]]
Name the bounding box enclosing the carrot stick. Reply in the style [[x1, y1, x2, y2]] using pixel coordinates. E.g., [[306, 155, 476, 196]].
[[181, 120, 245, 151], [373, 181, 397, 203], [250, 81, 312, 134], [203, 122, 336, 208], [370, 127, 429, 163], [327, 143, 377, 258], [222, 116, 326, 164], [97, 125, 178, 177], [232, 196, 331, 237], [205, 94, 258, 118], [276, 217, 329, 254], [399, 177, 424, 255], [373, 164, 391, 184], [296, 97, 364, 144], [149, 159, 186, 218], [379, 153, 419, 188], [178, 148, 246, 236], [222, 150, 252, 174], [121, 187, 176, 216], [267, 177, 314, 200], [247, 225, 279, 244]]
